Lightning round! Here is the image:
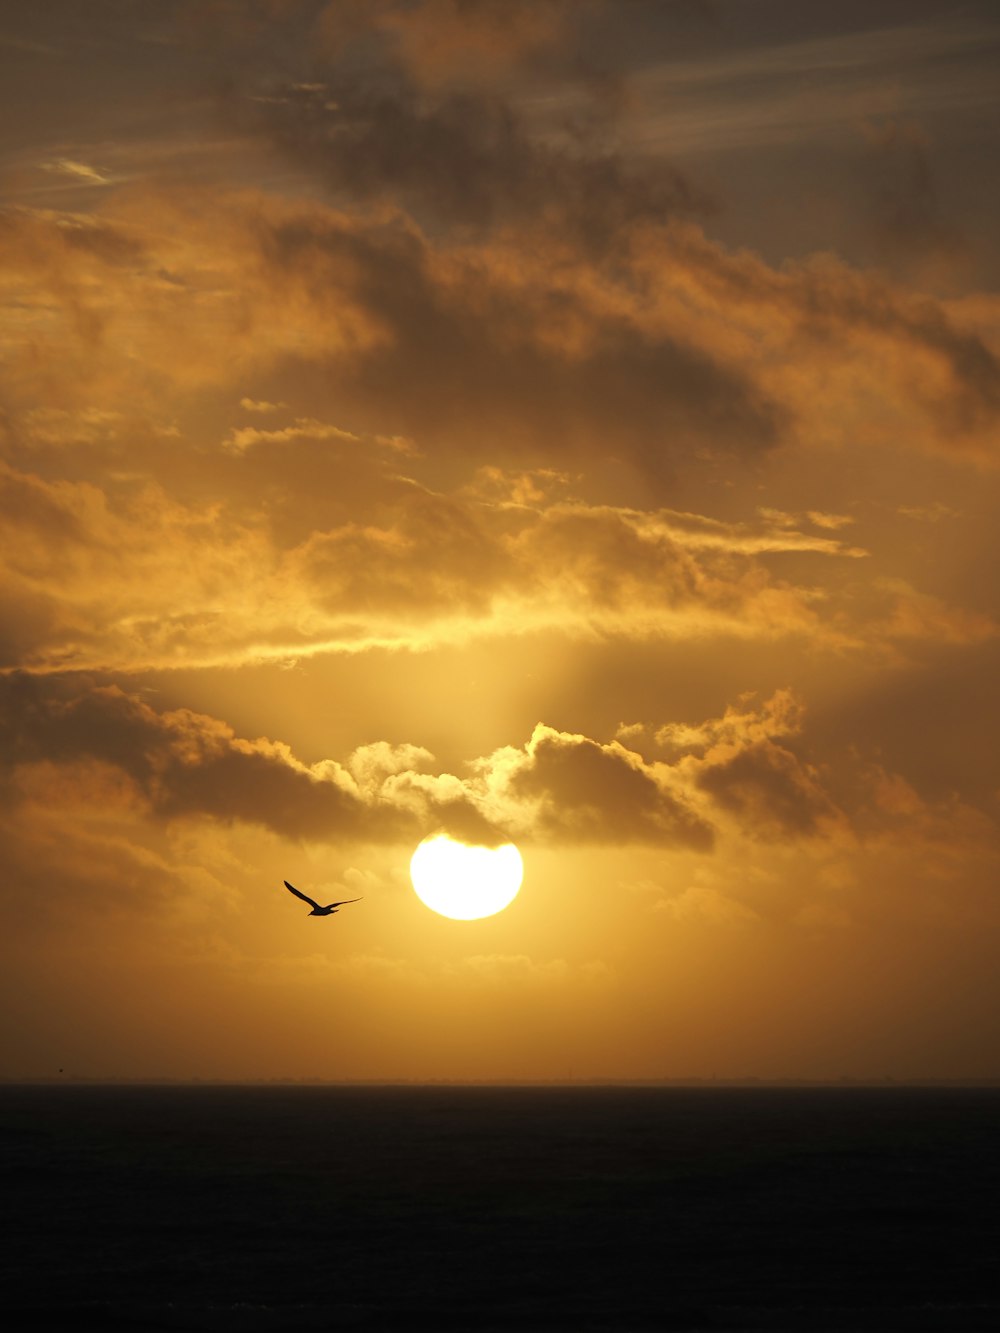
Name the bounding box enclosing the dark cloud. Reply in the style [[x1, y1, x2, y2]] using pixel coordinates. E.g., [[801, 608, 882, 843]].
[[0, 677, 724, 852], [256, 209, 783, 470], [509, 725, 714, 849], [248, 199, 998, 465], [792, 262, 1000, 438], [661, 226, 1000, 453], [0, 675, 407, 842], [252, 80, 711, 252], [695, 739, 843, 839], [417, 799, 511, 849], [202, 0, 715, 255]]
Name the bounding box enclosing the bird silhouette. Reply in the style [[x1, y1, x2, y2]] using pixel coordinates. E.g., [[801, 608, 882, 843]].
[[283, 880, 362, 916]]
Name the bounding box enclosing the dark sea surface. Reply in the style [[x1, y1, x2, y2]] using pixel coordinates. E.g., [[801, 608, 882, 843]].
[[1, 1084, 998, 1331]]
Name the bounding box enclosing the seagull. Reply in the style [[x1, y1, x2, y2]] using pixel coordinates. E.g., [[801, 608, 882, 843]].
[[283, 880, 362, 917]]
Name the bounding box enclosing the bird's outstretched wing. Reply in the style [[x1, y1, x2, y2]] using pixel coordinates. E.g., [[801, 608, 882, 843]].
[[284, 880, 321, 910], [330, 898, 362, 907]]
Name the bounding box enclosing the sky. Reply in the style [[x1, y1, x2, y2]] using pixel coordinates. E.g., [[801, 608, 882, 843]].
[[1, 0, 998, 1083]]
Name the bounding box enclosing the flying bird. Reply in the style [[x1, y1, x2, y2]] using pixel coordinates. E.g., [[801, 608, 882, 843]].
[[283, 880, 362, 917]]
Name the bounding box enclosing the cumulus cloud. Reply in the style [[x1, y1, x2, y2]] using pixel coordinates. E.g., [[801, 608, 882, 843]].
[[0, 677, 713, 851], [0, 678, 728, 853], [29, 675, 928, 856], [477, 723, 714, 850], [629, 690, 850, 844], [0, 675, 387, 841], [655, 689, 806, 756]]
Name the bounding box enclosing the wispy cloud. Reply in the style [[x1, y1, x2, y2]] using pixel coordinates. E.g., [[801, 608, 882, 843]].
[[41, 158, 110, 186]]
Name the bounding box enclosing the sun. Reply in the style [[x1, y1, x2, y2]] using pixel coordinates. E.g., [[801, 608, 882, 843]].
[[410, 833, 523, 921]]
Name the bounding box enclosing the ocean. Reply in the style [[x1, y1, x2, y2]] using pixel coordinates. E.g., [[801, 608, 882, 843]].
[[1, 1084, 997, 1330]]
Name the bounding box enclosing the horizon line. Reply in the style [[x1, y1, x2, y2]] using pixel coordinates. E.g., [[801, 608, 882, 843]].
[[5, 1075, 1000, 1089]]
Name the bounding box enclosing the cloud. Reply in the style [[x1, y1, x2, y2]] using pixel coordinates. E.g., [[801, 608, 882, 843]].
[[0, 675, 717, 852], [249, 78, 710, 252], [806, 511, 855, 531], [186, 3, 1000, 459], [0, 808, 181, 926], [0, 437, 984, 676], [347, 740, 436, 792], [1, 0, 998, 1089], [247, 0, 709, 249], [239, 397, 287, 413], [0, 675, 405, 842], [4, 184, 998, 483], [655, 689, 805, 756], [240, 202, 779, 473], [41, 159, 111, 187], [694, 739, 846, 841], [1, 667, 993, 940], [759, 506, 856, 533], [0, 677, 711, 853], [289, 486, 510, 620], [224, 416, 358, 454], [649, 508, 865, 557], [874, 579, 997, 646], [626, 222, 1000, 459], [639, 690, 851, 844], [897, 502, 959, 523], [483, 723, 714, 850]]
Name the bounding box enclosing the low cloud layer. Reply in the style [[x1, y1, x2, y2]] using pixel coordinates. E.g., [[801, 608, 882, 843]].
[[3, 676, 971, 865]]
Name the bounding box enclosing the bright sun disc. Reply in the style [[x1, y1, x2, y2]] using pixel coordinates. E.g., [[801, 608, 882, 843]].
[[410, 834, 523, 921]]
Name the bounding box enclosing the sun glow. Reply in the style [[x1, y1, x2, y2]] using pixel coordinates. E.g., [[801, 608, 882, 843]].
[[410, 833, 523, 920]]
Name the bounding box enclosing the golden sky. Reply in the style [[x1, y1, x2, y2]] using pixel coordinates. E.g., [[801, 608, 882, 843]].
[[2, 0, 999, 1082]]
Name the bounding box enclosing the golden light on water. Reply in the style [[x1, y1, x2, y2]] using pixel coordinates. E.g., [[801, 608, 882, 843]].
[[410, 834, 524, 921]]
